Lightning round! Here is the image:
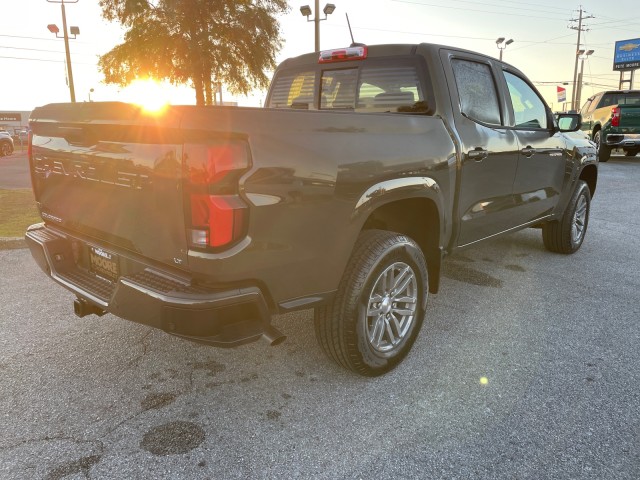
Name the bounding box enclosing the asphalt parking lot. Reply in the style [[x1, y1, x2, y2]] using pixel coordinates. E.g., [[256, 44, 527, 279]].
[[1, 155, 639, 479], [0, 150, 30, 189]]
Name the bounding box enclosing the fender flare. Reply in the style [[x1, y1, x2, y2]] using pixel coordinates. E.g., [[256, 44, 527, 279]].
[[352, 176, 447, 293], [354, 177, 445, 213]]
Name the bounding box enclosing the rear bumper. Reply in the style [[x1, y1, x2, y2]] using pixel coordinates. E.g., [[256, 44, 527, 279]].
[[604, 133, 640, 148], [25, 224, 285, 347]]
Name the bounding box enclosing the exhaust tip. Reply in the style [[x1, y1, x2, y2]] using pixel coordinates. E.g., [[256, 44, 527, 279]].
[[262, 325, 286, 346]]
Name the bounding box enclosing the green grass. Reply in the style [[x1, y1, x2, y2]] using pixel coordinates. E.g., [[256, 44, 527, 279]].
[[0, 189, 41, 237]]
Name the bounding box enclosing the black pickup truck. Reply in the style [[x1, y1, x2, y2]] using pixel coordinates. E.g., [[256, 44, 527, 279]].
[[25, 43, 597, 376]]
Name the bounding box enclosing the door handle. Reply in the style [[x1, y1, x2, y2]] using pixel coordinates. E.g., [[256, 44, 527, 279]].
[[467, 147, 488, 161], [521, 146, 536, 157]]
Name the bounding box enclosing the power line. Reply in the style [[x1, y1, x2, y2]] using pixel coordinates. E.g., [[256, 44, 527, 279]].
[[326, 23, 584, 47], [391, 0, 569, 18], [461, 0, 571, 13], [324, 24, 497, 42], [587, 15, 640, 27], [0, 33, 58, 42], [390, 0, 568, 21], [0, 54, 95, 65], [508, 33, 576, 52], [0, 33, 91, 44], [0, 45, 95, 56]]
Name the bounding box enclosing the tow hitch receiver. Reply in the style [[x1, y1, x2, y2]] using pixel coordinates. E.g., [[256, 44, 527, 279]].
[[73, 298, 107, 318]]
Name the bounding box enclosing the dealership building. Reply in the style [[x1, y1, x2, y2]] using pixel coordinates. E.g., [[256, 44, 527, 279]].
[[0, 111, 32, 134]]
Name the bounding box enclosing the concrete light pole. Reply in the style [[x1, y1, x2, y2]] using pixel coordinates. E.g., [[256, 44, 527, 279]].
[[47, 0, 80, 103], [496, 37, 514, 61], [300, 1, 336, 52], [575, 49, 594, 112]]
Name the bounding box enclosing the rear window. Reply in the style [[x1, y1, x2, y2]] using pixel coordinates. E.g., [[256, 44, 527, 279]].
[[268, 70, 316, 109], [268, 61, 429, 114], [598, 93, 640, 108]]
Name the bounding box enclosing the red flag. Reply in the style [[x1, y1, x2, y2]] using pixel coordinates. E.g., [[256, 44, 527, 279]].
[[557, 86, 567, 103]]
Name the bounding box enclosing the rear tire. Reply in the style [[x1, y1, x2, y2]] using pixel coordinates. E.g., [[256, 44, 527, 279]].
[[314, 230, 428, 376], [593, 130, 610, 162], [624, 149, 638, 157], [542, 180, 591, 254]]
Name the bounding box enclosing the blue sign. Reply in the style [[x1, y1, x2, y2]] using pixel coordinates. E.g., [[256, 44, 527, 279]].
[[613, 38, 640, 71]]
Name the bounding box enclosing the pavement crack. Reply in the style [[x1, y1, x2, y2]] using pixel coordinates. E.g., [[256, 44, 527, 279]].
[[126, 330, 153, 367]]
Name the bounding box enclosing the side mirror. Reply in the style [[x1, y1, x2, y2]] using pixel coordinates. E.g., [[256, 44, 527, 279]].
[[555, 113, 582, 132]]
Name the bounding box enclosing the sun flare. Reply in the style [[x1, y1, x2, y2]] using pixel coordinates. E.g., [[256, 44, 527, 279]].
[[123, 78, 170, 113]]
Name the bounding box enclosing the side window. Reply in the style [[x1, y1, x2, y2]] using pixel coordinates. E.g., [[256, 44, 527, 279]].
[[268, 71, 316, 109], [588, 95, 601, 113], [451, 59, 501, 125], [598, 94, 614, 109], [580, 98, 592, 115], [617, 94, 640, 105], [503, 71, 548, 129]]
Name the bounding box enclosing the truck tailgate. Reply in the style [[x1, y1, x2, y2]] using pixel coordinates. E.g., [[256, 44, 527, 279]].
[[619, 105, 640, 129], [29, 103, 189, 269]]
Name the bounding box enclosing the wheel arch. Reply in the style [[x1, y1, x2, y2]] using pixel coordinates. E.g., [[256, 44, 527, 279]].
[[579, 164, 598, 198], [359, 194, 443, 294]]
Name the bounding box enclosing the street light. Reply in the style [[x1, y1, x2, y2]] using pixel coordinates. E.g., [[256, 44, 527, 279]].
[[575, 49, 594, 112], [496, 37, 514, 61], [300, 1, 336, 52], [46, 0, 80, 103]]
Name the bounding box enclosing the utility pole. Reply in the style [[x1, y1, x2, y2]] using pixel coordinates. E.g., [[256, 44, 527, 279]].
[[569, 6, 594, 111]]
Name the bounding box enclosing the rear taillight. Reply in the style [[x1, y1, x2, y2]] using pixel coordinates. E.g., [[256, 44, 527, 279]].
[[611, 107, 621, 127], [27, 130, 33, 159], [183, 141, 250, 250]]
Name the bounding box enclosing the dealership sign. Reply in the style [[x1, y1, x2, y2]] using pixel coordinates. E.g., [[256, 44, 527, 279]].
[[0, 112, 21, 122], [613, 38, 640, 71]]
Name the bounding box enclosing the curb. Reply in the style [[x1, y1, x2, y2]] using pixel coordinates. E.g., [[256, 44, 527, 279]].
[[0, 237, 27, 250]]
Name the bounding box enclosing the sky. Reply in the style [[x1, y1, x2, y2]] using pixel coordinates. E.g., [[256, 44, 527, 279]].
[[0, 0, 639, 114]]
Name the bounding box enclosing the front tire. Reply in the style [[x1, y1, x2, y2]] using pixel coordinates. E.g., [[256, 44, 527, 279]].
[[593, 130, 610, 162], [542, 180, 591, 254], [314, 230, 428, 376]]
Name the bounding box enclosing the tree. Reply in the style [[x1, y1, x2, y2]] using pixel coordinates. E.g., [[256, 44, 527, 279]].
[[98, 0, 289, 105]]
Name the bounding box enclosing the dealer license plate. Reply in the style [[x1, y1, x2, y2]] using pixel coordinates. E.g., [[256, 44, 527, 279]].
[[88, 246, 120, 282]]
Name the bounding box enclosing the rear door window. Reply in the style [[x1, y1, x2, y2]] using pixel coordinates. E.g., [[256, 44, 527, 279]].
[[451, 59, 502, 125]]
